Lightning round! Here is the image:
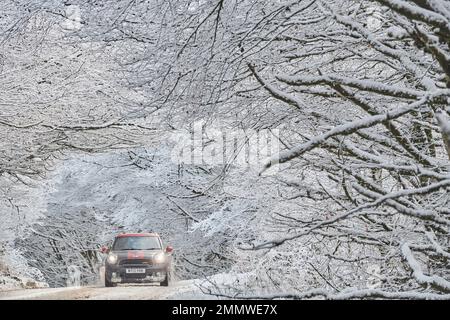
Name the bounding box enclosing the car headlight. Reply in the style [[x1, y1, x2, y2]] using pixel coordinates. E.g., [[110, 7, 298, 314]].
[[107, 253, 118, 264], [154, 252, 166, 264]]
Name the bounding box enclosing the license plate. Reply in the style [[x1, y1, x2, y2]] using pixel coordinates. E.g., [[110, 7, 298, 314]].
[[126, 268, 146, 274]]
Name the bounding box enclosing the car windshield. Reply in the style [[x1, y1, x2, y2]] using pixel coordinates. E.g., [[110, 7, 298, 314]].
[[112, 236, 161, 250]]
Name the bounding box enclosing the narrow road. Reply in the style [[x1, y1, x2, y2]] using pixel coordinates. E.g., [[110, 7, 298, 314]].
[[0, 280, 197, 300]]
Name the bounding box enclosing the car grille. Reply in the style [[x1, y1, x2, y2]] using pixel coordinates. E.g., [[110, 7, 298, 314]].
[[119, 259, 153, 266]]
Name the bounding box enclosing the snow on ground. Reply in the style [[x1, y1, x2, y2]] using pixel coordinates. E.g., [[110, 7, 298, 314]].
[[0, 272, 256, 300], [0, 279, 213, 300]]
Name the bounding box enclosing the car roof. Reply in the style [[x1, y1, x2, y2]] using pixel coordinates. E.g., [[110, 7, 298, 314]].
[[116, 233, 159, 238]]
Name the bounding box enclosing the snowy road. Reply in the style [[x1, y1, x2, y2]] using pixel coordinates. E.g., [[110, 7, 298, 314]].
[[0, 280, 198, 300]]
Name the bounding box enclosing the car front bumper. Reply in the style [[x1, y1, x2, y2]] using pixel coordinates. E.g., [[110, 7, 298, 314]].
[[106, 264, 168, 283]]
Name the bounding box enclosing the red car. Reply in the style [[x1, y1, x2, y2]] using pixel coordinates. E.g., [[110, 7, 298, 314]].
[[101, 233, 173, 287]]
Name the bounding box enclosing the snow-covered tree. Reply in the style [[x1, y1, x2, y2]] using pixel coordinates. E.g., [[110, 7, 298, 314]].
[[2, 0, 449, 298], [143, 0, 450, 298], [0, 0, 158, 287]]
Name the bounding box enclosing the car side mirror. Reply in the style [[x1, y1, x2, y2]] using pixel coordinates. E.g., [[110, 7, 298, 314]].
[[100, 246, 110, 254], [165, 245, 173, 254]]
